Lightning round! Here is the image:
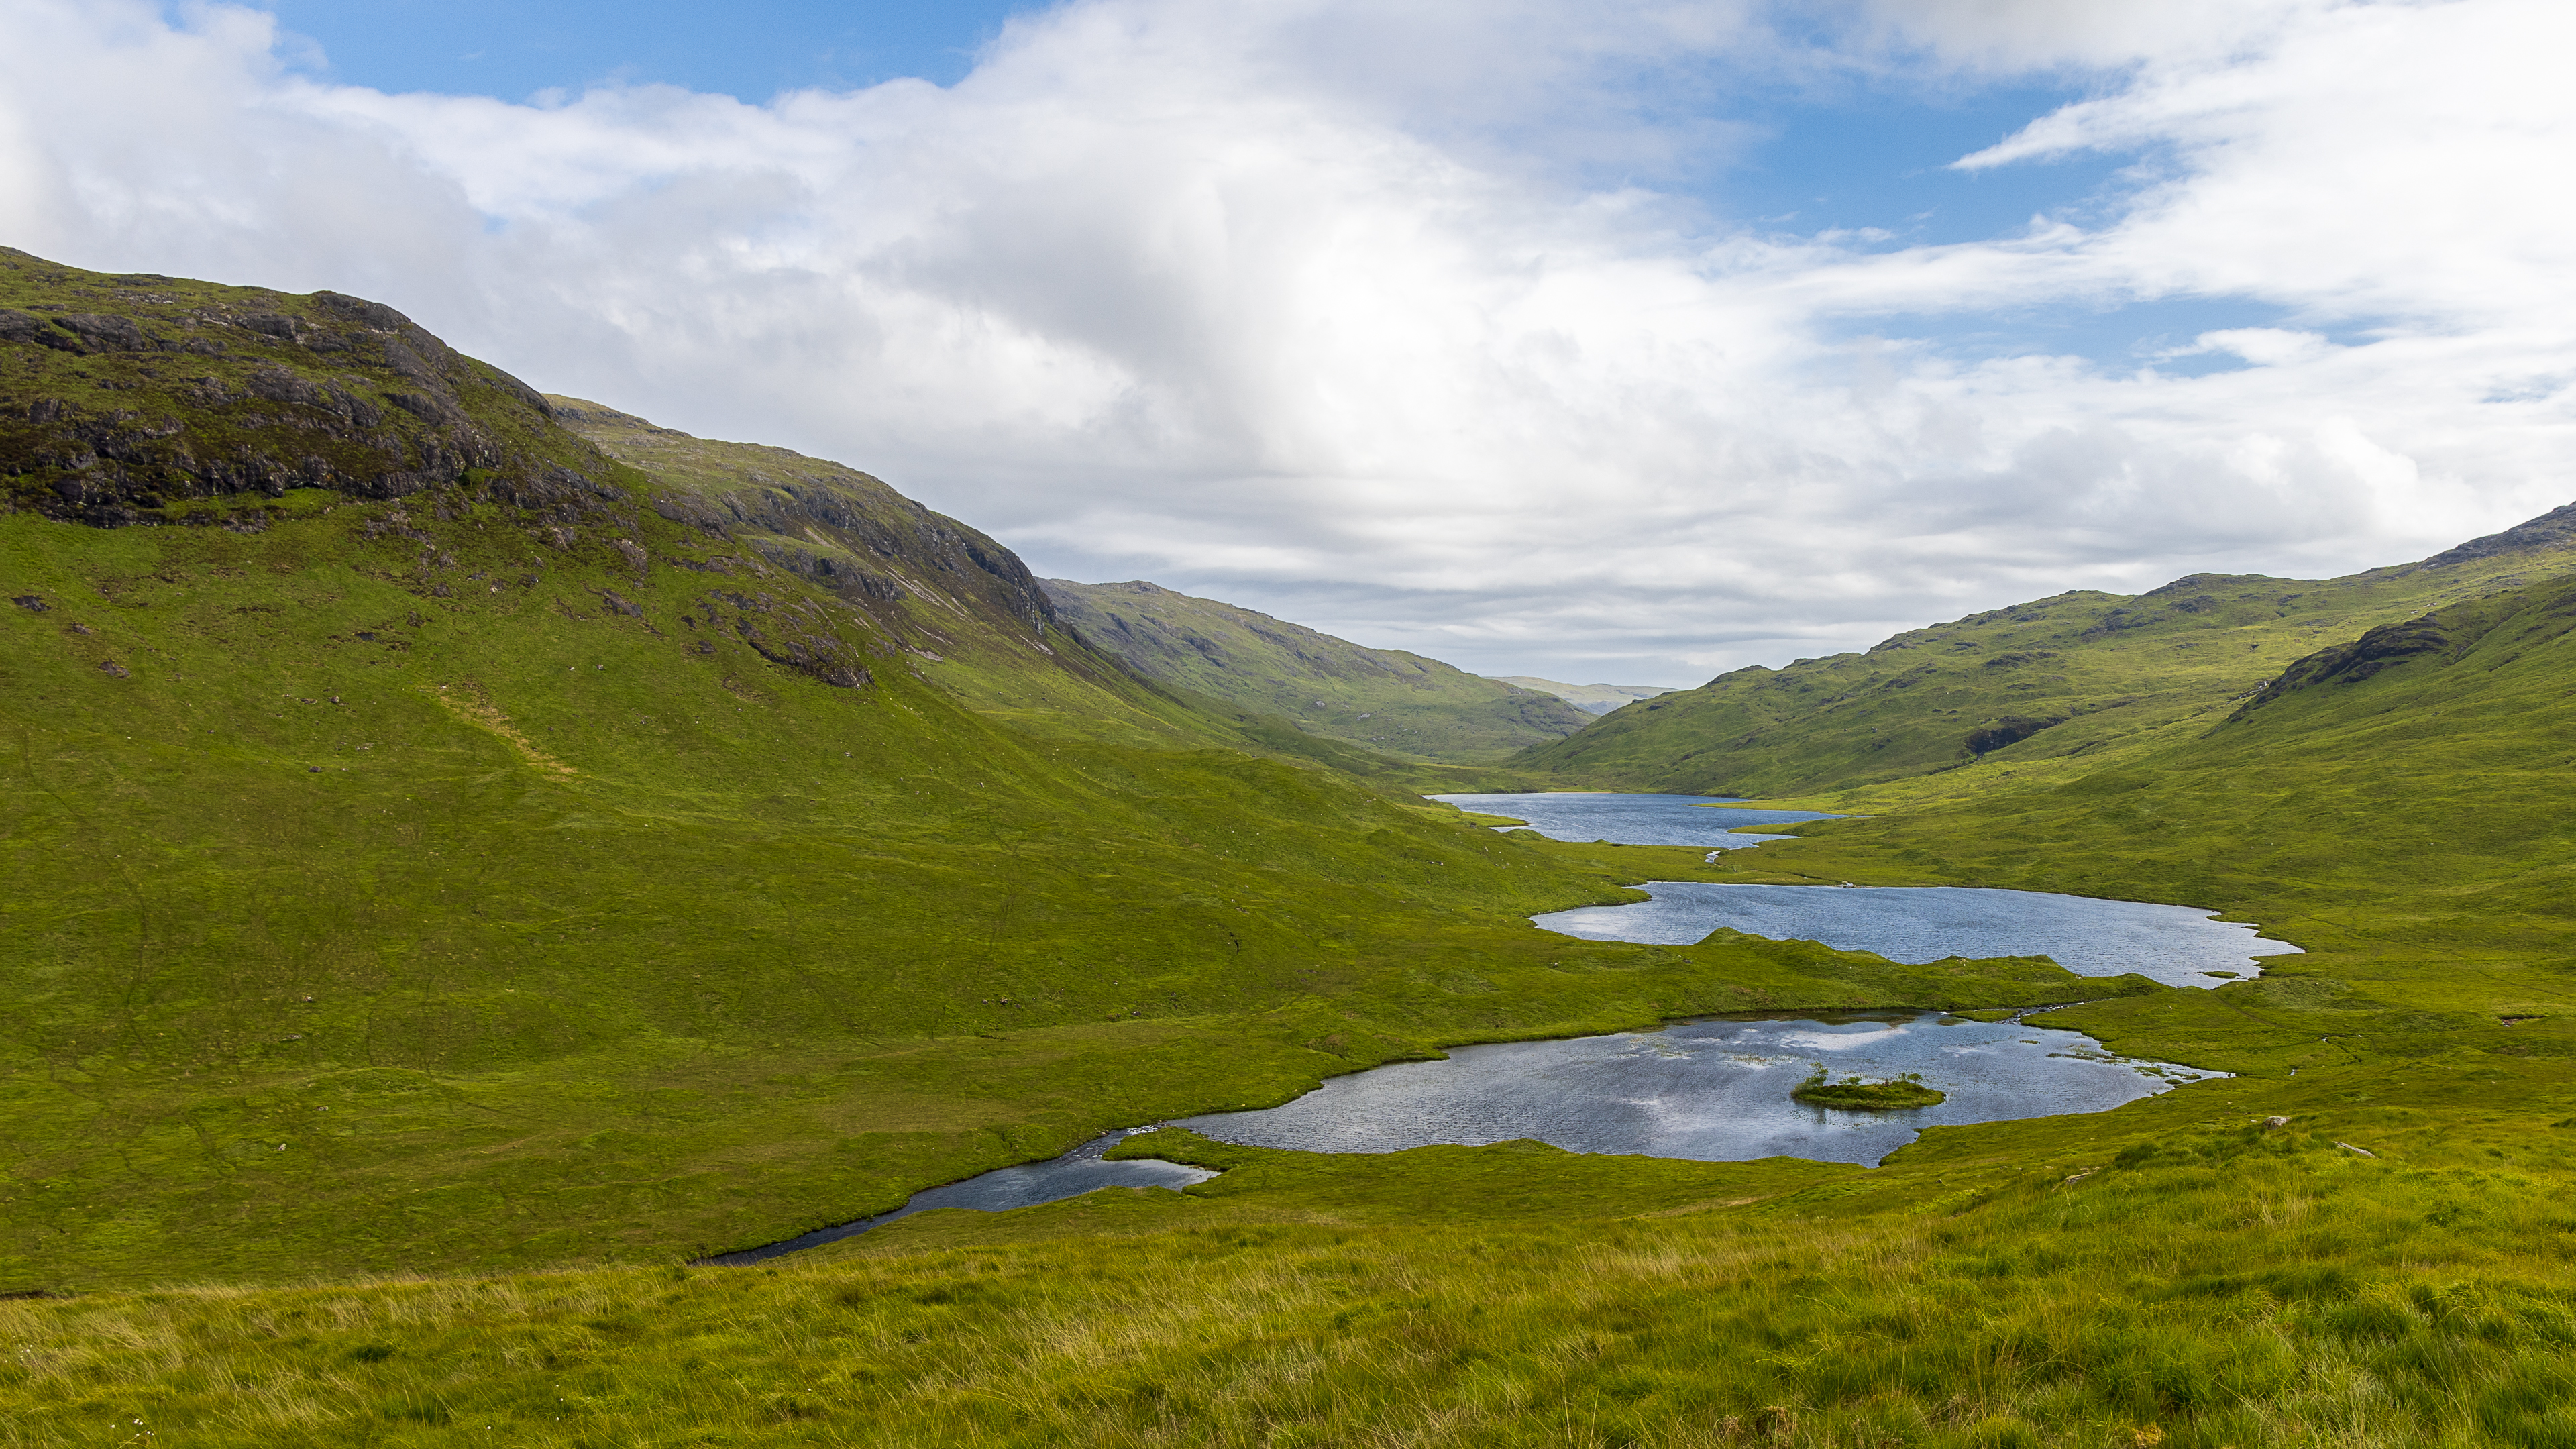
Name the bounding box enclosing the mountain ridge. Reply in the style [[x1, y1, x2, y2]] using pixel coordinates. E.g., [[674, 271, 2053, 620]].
[[1511, 511, 2576, 797], [1039, 576, 1595, 763]]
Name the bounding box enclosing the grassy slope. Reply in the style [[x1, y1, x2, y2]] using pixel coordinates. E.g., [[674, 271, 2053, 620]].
[[548, 400, 1457, 787], [1713, 567, 2576, 1081], [1513, 538, 2576, 796], [14, 251, 2576, 1447], [1039, 578, 1596, 763], [20, 551, 2569, 1446], [0, 257, 2129, 1292]]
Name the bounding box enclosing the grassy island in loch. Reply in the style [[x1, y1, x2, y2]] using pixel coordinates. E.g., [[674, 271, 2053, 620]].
[[1791, 1065, 1948, 1110]]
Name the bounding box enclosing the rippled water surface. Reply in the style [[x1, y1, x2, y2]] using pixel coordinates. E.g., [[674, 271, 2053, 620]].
[[1537, 882, 2301, 989], [1440, 791, 2299, 989], [1429, 791, 1837, 849], [1180, 1012, 2217, 1165]]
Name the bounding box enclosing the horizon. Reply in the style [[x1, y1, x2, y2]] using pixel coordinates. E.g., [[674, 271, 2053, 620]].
[[6, 0, 2568, 681]]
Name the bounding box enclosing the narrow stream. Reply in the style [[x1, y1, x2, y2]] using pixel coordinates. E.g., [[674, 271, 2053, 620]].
[[698, 1129, 1212, 1265]]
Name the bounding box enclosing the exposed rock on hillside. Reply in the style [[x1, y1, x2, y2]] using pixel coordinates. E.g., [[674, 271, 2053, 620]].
[[550, 398, 1058, 647], [2231, 571, 2576, 719], [0, 248, 598, 527], [0, 254, 1122, 714], [2422, 501, 2576, 568]]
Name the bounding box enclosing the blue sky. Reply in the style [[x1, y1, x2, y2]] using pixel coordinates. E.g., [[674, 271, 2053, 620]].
[[265, 0, 2123, 247], [260, 0, 1033, 97], [259, 0, 2208, 374]]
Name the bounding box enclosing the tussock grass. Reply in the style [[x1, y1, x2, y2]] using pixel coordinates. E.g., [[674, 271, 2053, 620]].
[[5, 1127, 2570, 1446]]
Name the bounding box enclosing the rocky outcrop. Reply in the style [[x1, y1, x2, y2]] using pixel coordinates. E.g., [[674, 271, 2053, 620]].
[[2239, 614, 2450, 710], [1964, 715, 2064, 756], [694, 590, 874, 689], [547, 397, 1057, 640], [2422, 500, 2576, 568], [0, 249, 598, 527]]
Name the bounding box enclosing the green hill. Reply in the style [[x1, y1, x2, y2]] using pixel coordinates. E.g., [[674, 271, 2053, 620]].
[[1039, 577, 1595, 762], [1511, 517, 2576, 796], [0, 251, 2090, 1290], [1723, 562, 2576, 1019]]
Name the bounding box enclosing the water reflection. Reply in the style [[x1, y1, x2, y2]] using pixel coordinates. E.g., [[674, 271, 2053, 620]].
[[1429, 791, 1837, 850], [1180, 1012, 2214, 1166], [1537, 882, 2301, 989], [702, 1130, 1212, 1264]]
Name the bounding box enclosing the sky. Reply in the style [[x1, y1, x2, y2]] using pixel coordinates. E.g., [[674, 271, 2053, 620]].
[[4, 0, 2573, 684]]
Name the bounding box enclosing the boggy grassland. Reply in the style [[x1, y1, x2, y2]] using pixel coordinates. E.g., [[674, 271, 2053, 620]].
[[7, 250, 2576, 1446], [10, 1112, 2576, 1447]]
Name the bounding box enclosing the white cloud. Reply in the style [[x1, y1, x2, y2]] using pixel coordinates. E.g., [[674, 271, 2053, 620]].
[[1, 0, 2572, 682], [2163, 329, 2330, 367]]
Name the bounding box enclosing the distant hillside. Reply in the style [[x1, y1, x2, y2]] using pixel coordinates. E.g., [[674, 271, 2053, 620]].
[[1040, 578, 1595, 763], [1512, 508, 2576, 796], [1736, 561, 2576, 985], [1489, 676, 1686, 714]]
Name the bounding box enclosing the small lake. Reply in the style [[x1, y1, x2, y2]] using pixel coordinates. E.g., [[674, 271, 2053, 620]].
[[1442, 792, 2300, 989], [1177, 1011, 2217, 1166], [1428, 791, 1837, 850], [1538, 883, 2300, 989]]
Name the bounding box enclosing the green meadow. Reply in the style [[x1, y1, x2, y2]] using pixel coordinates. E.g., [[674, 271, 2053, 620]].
[[7, 251, 2576, 1446], [11, 1106, 2576, 1446]]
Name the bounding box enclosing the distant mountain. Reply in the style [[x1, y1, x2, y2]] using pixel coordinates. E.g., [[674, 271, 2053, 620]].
[[1512, 506, 2576, 797], [1040, 579, 1595, 763], [1488, 676, 1686, 715]]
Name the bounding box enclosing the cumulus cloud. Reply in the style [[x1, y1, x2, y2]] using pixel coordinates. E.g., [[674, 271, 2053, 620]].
[[1, 0, 2571, 680]]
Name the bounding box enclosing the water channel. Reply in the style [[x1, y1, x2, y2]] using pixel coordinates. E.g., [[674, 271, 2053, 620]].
[[701, 1130, 1214, 1265], [722, 790, 2263, 1256]]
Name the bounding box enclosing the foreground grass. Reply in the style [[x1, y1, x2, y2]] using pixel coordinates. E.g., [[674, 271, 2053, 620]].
[[7, 1107, 2573, 1447]]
